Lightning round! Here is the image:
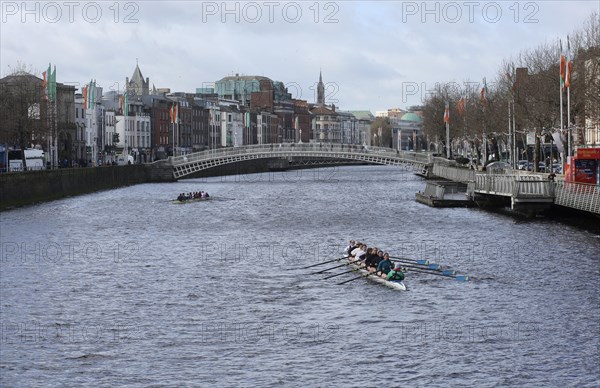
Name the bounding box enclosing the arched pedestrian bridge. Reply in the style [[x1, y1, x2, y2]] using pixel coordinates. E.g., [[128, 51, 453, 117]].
[[170, 143, 433, 179]]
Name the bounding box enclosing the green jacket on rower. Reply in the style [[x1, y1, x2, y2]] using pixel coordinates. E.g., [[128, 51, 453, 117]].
[[387, 269, 405, 282]]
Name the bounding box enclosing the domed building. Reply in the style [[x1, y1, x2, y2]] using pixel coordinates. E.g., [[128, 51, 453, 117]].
[[392, 111, 424, 151]]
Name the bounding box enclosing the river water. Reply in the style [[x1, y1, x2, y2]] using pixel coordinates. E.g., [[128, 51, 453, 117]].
[[1, 165, 598, 387]]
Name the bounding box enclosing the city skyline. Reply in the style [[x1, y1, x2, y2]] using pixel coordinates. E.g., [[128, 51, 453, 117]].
[[1, 1, 597, 111]]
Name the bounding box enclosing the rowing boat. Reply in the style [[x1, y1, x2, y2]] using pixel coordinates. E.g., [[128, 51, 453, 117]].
[[172, 197, 211, 204], [344, 257, 407, 291]]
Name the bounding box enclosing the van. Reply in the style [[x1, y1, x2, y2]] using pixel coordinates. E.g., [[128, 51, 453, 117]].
[[116, 154, 134, 166], [8, 149, 45, 171]]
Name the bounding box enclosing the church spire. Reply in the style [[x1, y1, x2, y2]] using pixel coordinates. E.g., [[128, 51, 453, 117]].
[[317, 69, 325, 105]]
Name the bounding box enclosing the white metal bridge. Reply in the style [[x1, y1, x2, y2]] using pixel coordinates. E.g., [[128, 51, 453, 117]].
[[432, 164, 600, 214], [170, 143, 433, 179]]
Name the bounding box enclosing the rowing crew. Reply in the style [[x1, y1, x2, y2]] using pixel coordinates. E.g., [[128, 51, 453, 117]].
[[177, 191, 210, 201], [344, 240, 405, 282]]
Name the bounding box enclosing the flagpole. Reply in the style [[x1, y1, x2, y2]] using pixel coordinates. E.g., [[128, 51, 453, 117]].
[[508, 99, 511, 164], [560, 74, 564, 164], [512, 100, 517, 169]]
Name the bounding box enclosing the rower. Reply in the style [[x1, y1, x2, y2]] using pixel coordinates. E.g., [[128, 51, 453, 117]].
[[376, 252, 393, 278], [350, 243, 364, 261], [365, 250, 383, 272], [344, 240, 356, 257], [386, 262, 405, 282]]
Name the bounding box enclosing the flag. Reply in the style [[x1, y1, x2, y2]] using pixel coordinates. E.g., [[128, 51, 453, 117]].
[[83, 85, 89, 109], [42, 70, 48, 94], [210, 109, 214, 125], [45, 63, 51, 99], [506, 64, 516, 97], [119, 94, 124, 114], [294, 115, 299, 130], [121, 93, 128, 116], [560, 39, 567, 89], [89, 80, 97, 109], [246, 111, 251, 128], [457, 97, 466, 116], [443, 102, 449, 124], [565, 35, 573, 89], [49, 65, 56, 102], [170, 102, 178, 124], [480, 77, 488, 104]]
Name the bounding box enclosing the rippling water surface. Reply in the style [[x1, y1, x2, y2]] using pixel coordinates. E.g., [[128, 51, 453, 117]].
[[1, 165, 599, 387]]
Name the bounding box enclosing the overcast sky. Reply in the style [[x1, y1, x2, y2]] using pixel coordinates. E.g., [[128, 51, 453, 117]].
[[1, 1, 598, 111]]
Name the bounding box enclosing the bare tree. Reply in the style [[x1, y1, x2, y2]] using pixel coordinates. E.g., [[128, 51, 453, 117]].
[[0, 63, 48, 169]]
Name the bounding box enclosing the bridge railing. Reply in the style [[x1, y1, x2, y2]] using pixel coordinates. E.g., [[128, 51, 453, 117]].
[[171, 144, 433, 166], [553, 181, 600, 214], [475, 174, 514, 195], [432, 165, 476, 182]]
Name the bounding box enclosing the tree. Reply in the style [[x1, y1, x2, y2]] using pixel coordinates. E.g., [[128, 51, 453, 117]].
[[0, 63, 48, 169], [370, 117, 391, 147]]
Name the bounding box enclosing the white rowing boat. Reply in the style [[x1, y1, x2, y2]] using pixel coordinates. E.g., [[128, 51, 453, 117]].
[[344, 257, 407, 291]]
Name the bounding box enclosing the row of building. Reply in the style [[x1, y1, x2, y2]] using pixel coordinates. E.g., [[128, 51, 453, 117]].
[[0, 64, 425, 166]]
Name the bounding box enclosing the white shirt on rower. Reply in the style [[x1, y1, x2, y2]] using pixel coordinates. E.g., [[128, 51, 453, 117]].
[[351, 247, 364, 260]]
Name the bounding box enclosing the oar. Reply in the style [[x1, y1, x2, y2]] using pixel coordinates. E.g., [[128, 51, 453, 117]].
[[394, 261, 450, 272], [337, 271, 376, 285], [406, 267, 469, 281], [392, 260, 445, 271], [310, 262, 351, 274], [322, 268, 360, 279], [301, 257, 346, 269], [390, 256, 431, 266]]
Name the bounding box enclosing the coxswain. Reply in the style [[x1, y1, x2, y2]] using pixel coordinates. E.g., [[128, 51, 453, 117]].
[[386, 262, 405, 282]]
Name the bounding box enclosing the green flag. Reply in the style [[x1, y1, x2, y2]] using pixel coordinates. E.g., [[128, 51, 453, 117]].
[[46, 63, 51, 99], [50, 65, 56, 102], [124, 92, 129, 116]]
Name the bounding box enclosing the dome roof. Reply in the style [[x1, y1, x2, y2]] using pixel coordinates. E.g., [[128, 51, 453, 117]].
[[401, 112, 422, 122]]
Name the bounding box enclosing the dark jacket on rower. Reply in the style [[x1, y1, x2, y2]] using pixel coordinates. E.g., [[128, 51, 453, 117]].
[[364, 254, 379, 268], [376, 259, 393, 274]]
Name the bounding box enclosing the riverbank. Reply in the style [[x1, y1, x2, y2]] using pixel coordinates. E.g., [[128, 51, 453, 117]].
[[0, 165, 151, 211], [0, 157, 364, 211]]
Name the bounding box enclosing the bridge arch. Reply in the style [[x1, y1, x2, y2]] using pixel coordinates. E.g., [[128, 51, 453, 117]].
[[170, 143, 432, 179]]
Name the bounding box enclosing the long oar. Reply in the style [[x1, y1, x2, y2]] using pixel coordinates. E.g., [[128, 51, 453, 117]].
[[390, 256, 431, 266], [394, 261, 452, 272], [322, 268, 360, 279], [301, 257, 346, 269], [337, 270, 376, 285], [310, 262, 351, 275], [392, 260, 445, 271], [406, 267, 469, 281]]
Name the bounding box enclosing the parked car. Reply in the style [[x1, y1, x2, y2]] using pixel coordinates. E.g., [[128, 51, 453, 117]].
[[518, 160, 529, 170], [550, 163, 561, 173], [485, 161, 512, 173]]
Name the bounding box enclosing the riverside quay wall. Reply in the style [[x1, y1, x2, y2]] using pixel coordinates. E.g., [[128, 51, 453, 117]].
[[0, 161, 174, 211], [0, 157, 358, 210]]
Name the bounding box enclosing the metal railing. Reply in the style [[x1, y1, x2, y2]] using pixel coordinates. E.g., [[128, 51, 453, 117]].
[[169, 144, 434, 178], [432, 165, 476, 183], [170, 144, 433, 165], [554, 182, 600, 214]]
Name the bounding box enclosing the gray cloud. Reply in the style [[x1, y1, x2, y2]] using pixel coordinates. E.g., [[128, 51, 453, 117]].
[[1, 0, 596, 110]]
